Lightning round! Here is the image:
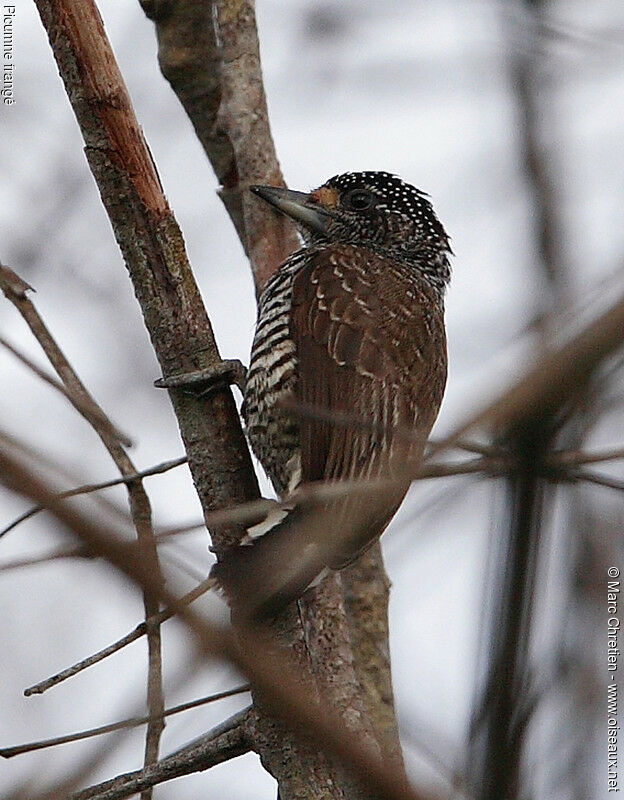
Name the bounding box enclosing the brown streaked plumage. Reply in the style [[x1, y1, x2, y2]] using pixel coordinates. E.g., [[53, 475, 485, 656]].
[[290, 242, 447, 565], [213, 171, 451, 618]]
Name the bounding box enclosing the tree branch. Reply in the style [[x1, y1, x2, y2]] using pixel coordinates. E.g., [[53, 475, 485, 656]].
[[33, 0, 260, 541], [0, 443, 433, 800], [434, 286, 624, 456], [0, 455, 186, 538], [0, 331, 129, 446], [139, 0, 299, 292], [341, 544, 404, 771], [1, 688, 249, 758], [24, 577, 215, 696], [467, 427, 550, 800], [67, 709, 252, 800], [1, 260, 165, 785]]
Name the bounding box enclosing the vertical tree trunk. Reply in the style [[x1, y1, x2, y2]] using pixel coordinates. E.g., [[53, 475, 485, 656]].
[[34, 1, 404, 796]]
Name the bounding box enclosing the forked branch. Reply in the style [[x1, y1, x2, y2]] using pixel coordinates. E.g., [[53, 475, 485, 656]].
[[1, 260, 165, 783]]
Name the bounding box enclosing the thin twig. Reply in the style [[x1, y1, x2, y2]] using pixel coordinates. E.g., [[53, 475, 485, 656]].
[[66, 709, 252, 800], [1, 261, 166, 779], [1, 453, 488, 543], [450, 439, 503, 459], [1, 687, 250, 758], [549, 445, 624, 467], [0, 523, 206, 572], [0, 456, 187, 539], [4, 453, 619, 575], [0, 547, 88, 572], [574, 469, 624, 493], [1, 458, 485, 575], [21, 461, 493, 693], [1, 266, 132, 444], [0, 424, 134, 527], [24, 577, 215, 696], [1, 443, 433, 800], [0, 457, 495, 573], [8, 435, 618, 565], [284, 398, 505, 467], [2, 432, 621, 547], [0, 333, 130, 445]]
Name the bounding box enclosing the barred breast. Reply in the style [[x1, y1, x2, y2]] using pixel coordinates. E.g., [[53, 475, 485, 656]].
[[243, 249, 308, 496]]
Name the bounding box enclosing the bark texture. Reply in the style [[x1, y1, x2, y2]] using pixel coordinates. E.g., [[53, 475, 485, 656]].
[[34, 0, 404, 796], [139, 0, 405, 787], [141, 0, 300, 293], [35, 0, 259, 546]]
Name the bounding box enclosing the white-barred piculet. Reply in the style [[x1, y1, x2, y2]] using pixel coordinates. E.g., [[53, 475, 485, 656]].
[[213, 172, 451, 619]]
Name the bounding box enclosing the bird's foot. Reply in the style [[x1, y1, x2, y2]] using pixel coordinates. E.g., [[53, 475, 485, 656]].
[[154, 359, 247, 395]]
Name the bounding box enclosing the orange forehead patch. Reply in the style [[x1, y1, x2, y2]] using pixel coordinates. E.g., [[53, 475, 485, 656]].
[[310, 186, 340, 208]]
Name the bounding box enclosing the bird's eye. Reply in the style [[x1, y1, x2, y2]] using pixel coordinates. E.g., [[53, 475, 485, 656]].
[[345, 189, 374, 211]]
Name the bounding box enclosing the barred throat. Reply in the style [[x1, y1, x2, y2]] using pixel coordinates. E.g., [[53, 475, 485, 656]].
[[244, 249, 308, 496]]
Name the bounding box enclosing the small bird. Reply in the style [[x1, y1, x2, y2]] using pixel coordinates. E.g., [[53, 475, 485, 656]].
[[213, 171, 451, 619]]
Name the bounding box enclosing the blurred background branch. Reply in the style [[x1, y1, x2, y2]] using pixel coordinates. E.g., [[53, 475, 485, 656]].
[[1, 260, 166, 793]]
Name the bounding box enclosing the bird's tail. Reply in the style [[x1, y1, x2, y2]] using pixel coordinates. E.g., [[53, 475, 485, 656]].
[[210, 477, 408, 622]]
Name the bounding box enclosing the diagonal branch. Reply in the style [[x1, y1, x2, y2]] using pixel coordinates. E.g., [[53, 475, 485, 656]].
[[434, 286, 624, 457], [23, 577, 215, 696], [33, 0, 260, 541], [0, 266, 131, 446], [67, 709, 252, 800], [575, 469, 624, 493], [0, 331, 130, 447], [0, 455, 186, 538], [1, 688, 249, 758]]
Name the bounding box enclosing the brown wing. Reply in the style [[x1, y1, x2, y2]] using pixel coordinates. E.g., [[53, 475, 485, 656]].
[[213, 243, 448, 620], [290, 243, 447, 567]]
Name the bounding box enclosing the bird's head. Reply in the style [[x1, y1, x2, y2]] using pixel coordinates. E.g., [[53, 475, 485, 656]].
[[250, 171, 451, 292]]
